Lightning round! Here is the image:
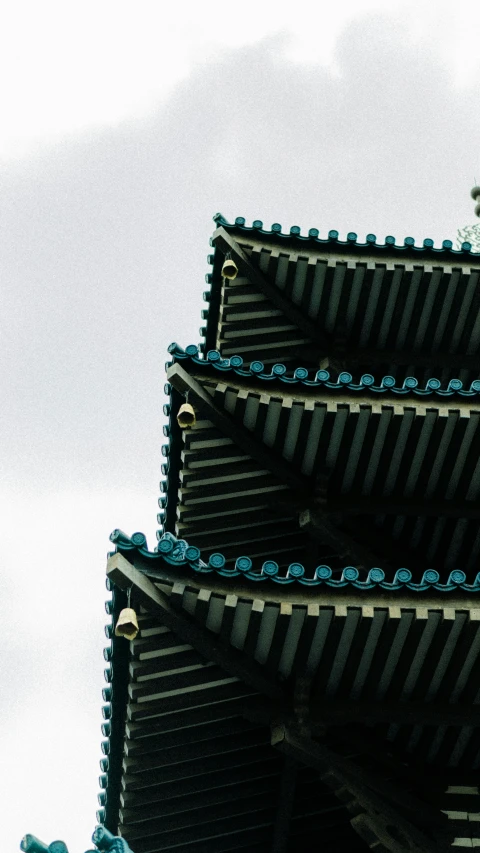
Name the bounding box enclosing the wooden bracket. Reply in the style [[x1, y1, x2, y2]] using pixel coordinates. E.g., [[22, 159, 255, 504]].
[[296, 343, 480, 372], [107, 552, 284, 703], [271, 726, 452, 853], [299, 507, 386, 570], [293, 675, 313, 736], [212, 226, 327, 345], [167, 362, 311, 495], [270, 757, 298, 853]]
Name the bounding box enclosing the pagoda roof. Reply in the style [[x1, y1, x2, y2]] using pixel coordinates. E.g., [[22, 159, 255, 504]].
[[98, 545, 480, 851], [211, 213, 479, 259], [159, 351, 480, 579], [97, 215, 480, 853], [111, 530, 480, 594], [100, 574, 373, 853], [203, 215, 480, 384], [168, 342, 480, 397]]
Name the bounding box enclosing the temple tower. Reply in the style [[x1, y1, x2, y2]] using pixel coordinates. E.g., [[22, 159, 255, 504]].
[[99, 212, 480, 852]]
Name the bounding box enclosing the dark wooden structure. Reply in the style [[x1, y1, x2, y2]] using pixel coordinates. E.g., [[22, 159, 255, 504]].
[[99, 216, 480, 851]]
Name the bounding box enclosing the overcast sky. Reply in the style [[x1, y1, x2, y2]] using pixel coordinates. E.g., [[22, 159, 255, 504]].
[[3, 1, 480, 850]]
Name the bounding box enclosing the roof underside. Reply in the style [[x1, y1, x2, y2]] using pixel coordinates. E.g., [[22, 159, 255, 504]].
[[102, 216, 480, 852], [162, 362, 480, 579], [204, 222, 480, 385], [117, 608, 368, 853], [104, 570, 480, 852]]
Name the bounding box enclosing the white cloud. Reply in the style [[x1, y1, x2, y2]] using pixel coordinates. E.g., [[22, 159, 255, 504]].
[[4, 0, 472, 160], [1, 487, 157, 852], [4, 2, 480, 850]]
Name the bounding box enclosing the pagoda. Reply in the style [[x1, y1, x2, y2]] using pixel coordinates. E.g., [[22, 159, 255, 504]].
[[98, 208, 480, 852]]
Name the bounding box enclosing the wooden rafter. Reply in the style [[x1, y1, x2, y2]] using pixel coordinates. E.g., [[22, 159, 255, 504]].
[[167, 362, 310, 494], [167, 367, 388, 568], [270, 757, 298, 853], [326, 497, 480, 519], [273, 494, 480, 519], [240, 693, 480, 732], [299, 508, 386, 570], [330, 725, 453, 802], [170, 365, 480, 520], [295, 342, 480, 371], [342, 515, 434, 574], [271, 725, 452, 853], [167, 364, 392, 568], [313, 700, 480, 727], [107, 552, 284, 703], [212, 226, 327, 345]]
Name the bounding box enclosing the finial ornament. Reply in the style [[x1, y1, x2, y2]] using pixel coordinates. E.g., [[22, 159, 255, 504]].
[[21, 827, 135, 853], [455, 186, 480, 251], [471, 185, 480, 216]]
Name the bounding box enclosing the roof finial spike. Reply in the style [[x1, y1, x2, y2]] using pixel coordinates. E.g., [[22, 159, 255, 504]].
[[456, 186, 480, 250], [471, 184, 480, 217]]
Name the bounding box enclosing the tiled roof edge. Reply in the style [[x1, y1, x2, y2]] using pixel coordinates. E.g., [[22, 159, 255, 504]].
[[212, 212, 480, 257], [201, 214, 480, 357], [166, 343, 480, 398], [110, 529, 480, 593], [97, 582, 129, 831]]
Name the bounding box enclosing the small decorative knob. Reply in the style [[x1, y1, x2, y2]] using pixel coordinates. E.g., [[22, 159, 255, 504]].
[[471, 186, 480, 217]]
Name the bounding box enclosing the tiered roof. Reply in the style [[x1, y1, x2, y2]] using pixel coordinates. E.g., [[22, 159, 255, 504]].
[[204, 215, 480, 383], [162, 344, 480, 577], [99, 215, 480, 853]]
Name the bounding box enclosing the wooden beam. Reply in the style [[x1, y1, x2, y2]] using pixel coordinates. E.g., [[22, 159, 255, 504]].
[[107, 552, 284, 702], [167, 362, 310, 494], [212, 226, 327, 345], [358, 347, 480, 371], [241, 694, 480, 730], [326, 497, 480, 519], [341, 515, 429, 575], [270, 758, 298, 853], [272, 493, 480, 521], [329, 725, 456, 808], [243, 697, 480, 799], [273, 724, 440, 828], [311, 699, 480, 727], [295, 343, 480, 371], [299, 507, 387, 570], [272, 726, 451, 853]]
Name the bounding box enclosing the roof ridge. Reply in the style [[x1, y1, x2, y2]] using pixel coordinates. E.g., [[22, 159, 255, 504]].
[[166, 343, 480, 398], [212, 213, 479, 256], [109, 529, 480, 593]]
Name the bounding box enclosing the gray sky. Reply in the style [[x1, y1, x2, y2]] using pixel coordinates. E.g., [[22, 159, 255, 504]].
[[3, 2, 480, 850]]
